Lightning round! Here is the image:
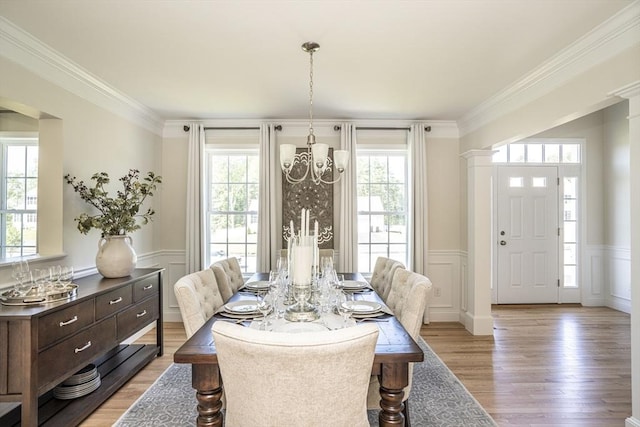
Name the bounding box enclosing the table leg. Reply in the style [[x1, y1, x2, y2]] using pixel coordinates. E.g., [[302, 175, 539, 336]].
[[378, 362, 408, 427], [191, 364, 223, 427]]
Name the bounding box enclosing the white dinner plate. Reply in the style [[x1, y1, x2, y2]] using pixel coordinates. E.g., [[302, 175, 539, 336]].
[[273, 322, 328, 333], [224, 301, 260, 314], [244, 281, 270, 290], [341, 280, 369, 290], [341, 300, 382, 314]]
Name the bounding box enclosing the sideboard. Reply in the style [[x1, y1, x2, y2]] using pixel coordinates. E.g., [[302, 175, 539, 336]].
[[0, 268, 164, 426]]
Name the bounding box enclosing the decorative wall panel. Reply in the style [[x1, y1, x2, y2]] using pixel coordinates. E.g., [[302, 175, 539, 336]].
[[282, 148, 334, 248]]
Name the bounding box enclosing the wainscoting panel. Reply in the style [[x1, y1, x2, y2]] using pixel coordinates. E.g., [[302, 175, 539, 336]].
[[427, 250, 465, 322], [582, 245, 605, 307], [606, 245, 631, 314]]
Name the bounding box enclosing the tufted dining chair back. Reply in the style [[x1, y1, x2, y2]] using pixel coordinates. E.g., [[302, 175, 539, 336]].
[[211, 257, 244, 302], [174, 269, 224, 339], [367, 269, 432, 423], [369, 257, 405, 302], [212, 322, 379, 427]]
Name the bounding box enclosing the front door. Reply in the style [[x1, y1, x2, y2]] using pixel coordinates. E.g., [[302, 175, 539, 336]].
[[496, 166, 559, 303]]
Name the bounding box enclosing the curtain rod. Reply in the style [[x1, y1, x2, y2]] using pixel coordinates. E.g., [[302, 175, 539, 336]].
[[183, 125, 282, 132], [333, 125, 431, 132]]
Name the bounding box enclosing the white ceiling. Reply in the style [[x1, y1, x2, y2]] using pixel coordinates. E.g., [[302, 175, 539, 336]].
[[0, 0, 635, 123]]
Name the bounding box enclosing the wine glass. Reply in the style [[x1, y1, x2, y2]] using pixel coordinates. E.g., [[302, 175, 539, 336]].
[[11, 260, 30, 295], [50, 265, 63, 289], [31, 268, 49, 297], [336, 292, 354, 328], [256, 294, 273, 330]]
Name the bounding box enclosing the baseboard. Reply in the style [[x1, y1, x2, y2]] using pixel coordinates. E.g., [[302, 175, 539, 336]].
[[626, 416, 640, 427], [460, 311, 494, 336]]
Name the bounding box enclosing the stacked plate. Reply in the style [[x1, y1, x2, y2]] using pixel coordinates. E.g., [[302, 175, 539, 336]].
[[219, 301, 261, 319], [341, 301, 386, 319], [53, 364, 101, 400], [340, 280, 371, 292], [242, 281, 270, 292]]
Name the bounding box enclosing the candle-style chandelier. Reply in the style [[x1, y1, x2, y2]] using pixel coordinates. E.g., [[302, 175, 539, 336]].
[[279, 42, 349, 185]]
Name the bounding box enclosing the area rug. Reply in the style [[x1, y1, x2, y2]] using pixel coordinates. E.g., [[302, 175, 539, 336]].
[[114, 337, 496, 426]]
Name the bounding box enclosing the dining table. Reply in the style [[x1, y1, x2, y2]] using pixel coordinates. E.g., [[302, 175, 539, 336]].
[[173, 272, 424, 427]]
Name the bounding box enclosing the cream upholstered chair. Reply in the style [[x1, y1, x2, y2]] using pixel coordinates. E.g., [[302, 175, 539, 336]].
[[367, 269, 432, 425], [212, 322, 379, 427], [173, 269, 225, 338], [211, 257, 244, 302], [369, 256, 405, 302]]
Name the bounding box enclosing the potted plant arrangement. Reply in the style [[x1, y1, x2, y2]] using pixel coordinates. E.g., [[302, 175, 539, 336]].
[[65, 169, 162, 278]]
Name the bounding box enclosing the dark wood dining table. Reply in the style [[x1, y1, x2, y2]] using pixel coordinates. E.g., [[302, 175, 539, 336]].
[[173, 272, 424, 427]]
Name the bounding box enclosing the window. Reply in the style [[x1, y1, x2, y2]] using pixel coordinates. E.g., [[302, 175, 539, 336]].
[[1, 137, 38, 258], [562, 177, 578, 288], [204, 148, 259, 273], [356, 149, 408, 273]]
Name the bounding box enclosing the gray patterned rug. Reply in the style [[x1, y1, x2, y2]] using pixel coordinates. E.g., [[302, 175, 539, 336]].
[[114, 337, 496, 426]]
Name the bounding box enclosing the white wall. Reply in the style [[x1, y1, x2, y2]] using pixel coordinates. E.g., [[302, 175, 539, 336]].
[[0, 56, 162, 283]]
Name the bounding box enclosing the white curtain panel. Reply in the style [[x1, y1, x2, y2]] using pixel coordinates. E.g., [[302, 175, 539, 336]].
[[257, 124, 278, 272], [338, 123, 358, 273], [186, 123, 206, 273], [409, 124, 430, 323]]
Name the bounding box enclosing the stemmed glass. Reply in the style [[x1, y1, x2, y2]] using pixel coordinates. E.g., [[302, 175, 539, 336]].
[[336, 292, 354, 328], [11, 260, 30, 295], [31, 268, 49, 297], [256, 293, 273, 330]]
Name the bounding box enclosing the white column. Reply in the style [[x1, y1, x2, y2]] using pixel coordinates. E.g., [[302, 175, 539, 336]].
[[612, 82, 640, 427], [461, 149, 494, 335]]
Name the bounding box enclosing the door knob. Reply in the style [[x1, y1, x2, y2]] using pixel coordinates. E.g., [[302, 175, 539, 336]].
[[500, 240, 507, 246]]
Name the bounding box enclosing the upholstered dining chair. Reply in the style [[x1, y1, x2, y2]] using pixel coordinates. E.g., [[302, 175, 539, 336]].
[[211, 257, 244, 302], [212, 322, 379, 427], [173, 269, 225, 338], [367, 269, 432, 426], [369, 256, 405, 303]]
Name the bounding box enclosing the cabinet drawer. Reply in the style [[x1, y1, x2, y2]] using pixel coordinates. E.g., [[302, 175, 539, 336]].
[[38, 299, 95, 350], [133, 275, 159, 302], [38, 316, 117, 390], [117, 295, 159, 341], [95, 285, 133, 320]]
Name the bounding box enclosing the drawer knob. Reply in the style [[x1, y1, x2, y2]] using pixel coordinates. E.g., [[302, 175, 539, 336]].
[[109, 296, 123, 305], [59, 315, 78, 327], [136, 310, 147, 318], [143, 284, 153, 290], [74, 341, 92, 353]]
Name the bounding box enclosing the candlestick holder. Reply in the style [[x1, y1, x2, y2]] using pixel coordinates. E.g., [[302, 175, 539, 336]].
[[284, 233, 320, 322]]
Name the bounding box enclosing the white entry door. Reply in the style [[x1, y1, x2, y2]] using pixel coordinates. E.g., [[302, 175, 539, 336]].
[[497, 166, 559, 303]]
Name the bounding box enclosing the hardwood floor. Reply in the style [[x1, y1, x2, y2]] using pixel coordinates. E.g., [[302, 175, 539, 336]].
[[80, 305, 631, 427]]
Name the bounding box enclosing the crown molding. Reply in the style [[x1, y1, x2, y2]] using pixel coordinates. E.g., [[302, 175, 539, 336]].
[[0, 17, 164, 135], [458, 0, 640, 137]]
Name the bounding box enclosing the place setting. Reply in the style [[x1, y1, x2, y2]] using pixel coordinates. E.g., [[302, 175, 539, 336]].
[[341, 300, 393, 321], [339, 279, 374, 293], [215, 300, 269, 322]]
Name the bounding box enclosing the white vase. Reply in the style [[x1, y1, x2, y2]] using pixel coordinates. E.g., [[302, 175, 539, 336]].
[[96, 235, 137, 278]]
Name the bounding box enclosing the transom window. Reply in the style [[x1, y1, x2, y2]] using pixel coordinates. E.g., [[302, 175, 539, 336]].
[[493, 140, 581, 164], [0, 136, 38, 258]]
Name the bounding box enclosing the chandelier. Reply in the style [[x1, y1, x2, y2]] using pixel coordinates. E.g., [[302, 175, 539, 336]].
[[279, 42, 349, 185]]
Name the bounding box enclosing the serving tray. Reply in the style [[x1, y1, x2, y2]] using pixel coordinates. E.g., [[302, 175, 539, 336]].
[[0, 284, 78, 306]]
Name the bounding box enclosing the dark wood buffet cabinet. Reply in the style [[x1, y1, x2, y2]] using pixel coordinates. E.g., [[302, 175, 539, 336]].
[[0, 268, 164, 426]]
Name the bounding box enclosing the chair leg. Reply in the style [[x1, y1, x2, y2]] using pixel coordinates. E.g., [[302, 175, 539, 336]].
[[403, 399, 410, 427]]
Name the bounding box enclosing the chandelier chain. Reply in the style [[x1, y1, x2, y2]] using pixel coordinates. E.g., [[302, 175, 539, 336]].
[[308, 50, 314, 137]]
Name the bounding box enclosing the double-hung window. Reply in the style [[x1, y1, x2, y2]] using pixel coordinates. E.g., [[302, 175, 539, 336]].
[[204, 133, 259, 273], [356, 131, 409, 273], [0, 135, 38, 258]]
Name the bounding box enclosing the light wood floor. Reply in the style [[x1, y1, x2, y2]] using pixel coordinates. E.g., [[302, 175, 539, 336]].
[[80, 305, 631, 427]]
